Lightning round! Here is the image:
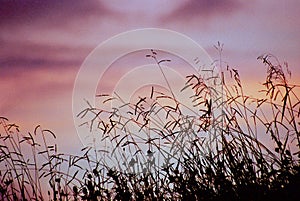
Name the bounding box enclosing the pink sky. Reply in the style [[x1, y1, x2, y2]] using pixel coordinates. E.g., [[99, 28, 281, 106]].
[[1, 0, 300, 153]]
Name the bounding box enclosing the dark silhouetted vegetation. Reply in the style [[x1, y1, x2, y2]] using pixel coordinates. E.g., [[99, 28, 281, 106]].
[[1, 46, 299, 200]]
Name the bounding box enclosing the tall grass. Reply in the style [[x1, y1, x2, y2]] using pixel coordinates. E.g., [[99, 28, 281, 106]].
[[0, 47, 299, 200]]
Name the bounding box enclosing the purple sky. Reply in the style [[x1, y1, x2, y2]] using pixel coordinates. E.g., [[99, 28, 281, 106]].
[[1, 0, 299, 153]]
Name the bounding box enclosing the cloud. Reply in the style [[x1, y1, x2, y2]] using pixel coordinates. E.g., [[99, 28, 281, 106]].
[[0, 61, 77, 113], [163, 0, 242, 22], [0, 40, 89, 77], [0, 0, 113, 28], [0, 56, 79, 72]]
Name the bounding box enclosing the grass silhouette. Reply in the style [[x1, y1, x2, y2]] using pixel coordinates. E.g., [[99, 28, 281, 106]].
[[0, 46, 299, 200]]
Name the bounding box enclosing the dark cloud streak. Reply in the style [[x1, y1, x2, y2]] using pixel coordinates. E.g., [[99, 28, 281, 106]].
[[0, 56, 80, 70], [163, 0, 242, 22], [0, 0, 113, 27], [0, 40, 89, 74]]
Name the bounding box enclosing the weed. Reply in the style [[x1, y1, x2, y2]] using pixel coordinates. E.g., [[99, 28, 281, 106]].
[[0, 46, 299, 200]]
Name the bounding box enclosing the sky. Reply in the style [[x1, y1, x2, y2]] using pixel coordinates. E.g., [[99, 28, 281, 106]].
[[0, 0, 300, 154]]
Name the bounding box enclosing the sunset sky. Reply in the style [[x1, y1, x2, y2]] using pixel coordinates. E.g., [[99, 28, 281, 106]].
[[1, 0, 299, 154]]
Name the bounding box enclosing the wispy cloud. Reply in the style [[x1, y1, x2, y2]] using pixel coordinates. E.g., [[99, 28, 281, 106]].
[[0, 0, 113, 27], [0, 42, 87, 72], [162, 0, 242, 23]]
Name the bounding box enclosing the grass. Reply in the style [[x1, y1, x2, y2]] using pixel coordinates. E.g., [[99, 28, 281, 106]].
[[0, 46, 299, 200]]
